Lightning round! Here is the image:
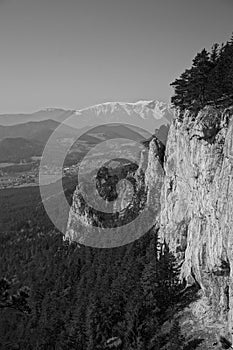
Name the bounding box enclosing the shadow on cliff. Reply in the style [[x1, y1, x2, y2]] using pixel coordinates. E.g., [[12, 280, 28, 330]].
[[159, 282, 206, 349], [183, 338, 205, 349], [160, 255, 201, 323], [175, 282, 201, 312], [158, 249, 206, 349]]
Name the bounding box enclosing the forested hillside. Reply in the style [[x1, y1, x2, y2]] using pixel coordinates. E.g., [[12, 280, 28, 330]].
[[0, 212, 185, 349], [0, 166, 192, 350]]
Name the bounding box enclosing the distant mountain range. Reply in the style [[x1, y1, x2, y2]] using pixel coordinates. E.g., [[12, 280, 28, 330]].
[[0, 100, 173, 164], [0, 100, 173, 127], [0, 109, 74, 126]]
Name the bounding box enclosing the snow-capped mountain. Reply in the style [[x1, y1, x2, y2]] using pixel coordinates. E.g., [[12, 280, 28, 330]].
[[0, 100, 174, 131], [71, 100, 174, 131], [75, 100, 173, 120], [75, 100, 171, 119]]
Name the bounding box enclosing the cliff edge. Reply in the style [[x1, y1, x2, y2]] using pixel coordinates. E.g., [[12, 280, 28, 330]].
[[159, 106, 233, 342]]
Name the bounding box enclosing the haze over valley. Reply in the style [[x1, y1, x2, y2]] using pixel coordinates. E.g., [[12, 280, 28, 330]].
[[0, 100, 171, 188]]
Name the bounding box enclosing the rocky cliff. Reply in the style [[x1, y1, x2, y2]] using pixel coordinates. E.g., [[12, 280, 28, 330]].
[[65, 136, 165, 248], [66, 105, 233, 344], [159, 106, 233, 342]]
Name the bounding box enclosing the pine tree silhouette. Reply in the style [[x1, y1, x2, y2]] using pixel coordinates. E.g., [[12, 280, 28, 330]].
[[170, 33, 233, 113]]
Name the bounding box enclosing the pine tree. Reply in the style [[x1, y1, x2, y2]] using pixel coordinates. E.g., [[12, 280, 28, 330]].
[[221, 42, 233, 103], [210, 43, 219, 64], [170, 33, 233, 113], [86, 294, 105, 350], [170, 69, 192, 111], [188, 49, 212, 108], [162, 320, 185, 350]]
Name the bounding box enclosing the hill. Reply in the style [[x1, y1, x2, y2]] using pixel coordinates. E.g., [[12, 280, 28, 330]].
[[0, 137, 44, 163]]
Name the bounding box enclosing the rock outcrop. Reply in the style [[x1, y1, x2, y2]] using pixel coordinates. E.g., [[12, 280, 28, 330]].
[[65, 136, 164, 247], [159, 106, 233, 341]]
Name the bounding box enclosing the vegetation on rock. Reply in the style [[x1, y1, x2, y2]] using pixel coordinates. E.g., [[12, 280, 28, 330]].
[[171, 33, 233, 114]]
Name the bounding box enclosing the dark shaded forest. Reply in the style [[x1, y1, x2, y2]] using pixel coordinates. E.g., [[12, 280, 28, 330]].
[[0, 173, 189, 350], [0, 190, 185, 349], [0, 225, 183, 350]]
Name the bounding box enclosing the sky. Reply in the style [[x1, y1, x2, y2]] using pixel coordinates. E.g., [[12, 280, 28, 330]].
[[0, 0, 232, 114]]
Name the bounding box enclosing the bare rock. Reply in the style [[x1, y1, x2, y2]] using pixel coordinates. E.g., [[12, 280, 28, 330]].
[[159, 106, 233, 339]]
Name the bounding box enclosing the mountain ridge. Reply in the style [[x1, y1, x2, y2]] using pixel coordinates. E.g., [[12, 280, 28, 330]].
[[0, 100, 173, 126]]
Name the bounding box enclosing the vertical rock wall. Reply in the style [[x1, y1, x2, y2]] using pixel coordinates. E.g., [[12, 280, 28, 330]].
[[159, 106, 233, 338]]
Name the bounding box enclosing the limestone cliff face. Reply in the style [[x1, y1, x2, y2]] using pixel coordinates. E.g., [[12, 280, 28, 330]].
[[66, 106, 233, 340], [159, 106, 233, 337]]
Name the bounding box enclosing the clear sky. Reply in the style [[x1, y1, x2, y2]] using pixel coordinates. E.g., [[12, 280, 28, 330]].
[[0, 0, 232, 113]]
